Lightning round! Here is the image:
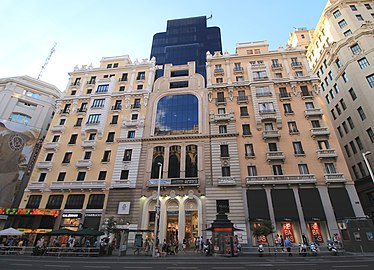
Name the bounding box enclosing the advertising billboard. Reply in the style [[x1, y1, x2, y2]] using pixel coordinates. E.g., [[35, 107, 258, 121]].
[[0, 119, 40, 207]]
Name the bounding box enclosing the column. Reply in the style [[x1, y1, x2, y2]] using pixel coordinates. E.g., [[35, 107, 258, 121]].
[[345, 184, 365, 217], [180, 145, 186, 178], [225, 60, 232, 84], [163, 146, 170, 179], [317, 186, 339, 237], [178, 197, 185, 242], [265, 188, 276, 231], [159, 198, 167, 242], [293, 187, 308, 234]]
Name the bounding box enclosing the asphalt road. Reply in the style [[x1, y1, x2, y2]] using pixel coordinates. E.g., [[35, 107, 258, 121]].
[[1, 254, 374, 270]]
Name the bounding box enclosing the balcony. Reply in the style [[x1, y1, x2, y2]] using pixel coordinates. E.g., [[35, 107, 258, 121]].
[[291, 61, 303, 68], [215, 98, 227, 106], [131, 104, 141, 110], [301, 91, 313, 99], [259, 109, 276, 114], [304, 108, 323, 118], [236, 96, 248, 104], [233, 67, 244, 74], [87, 80, 96, 86], [27, 182, 47, 191], [59, 108, 70, 115], [310, 127, 330, 137], [111, 105, 122, 111], [214, 68, 224, 76], [210, 112, 235, 122], [256, 91, 272, 97], [75, 160, 93, 169], [324, 173, 346, 183], [246, 174, 316, 185], [76, 108, 87, 114], [147, 178, 199, 187], [36, 161, 53, 170], [253, 76, 269, 81], [317, 149, 337, 159], [262, 130, 280, 140], [122, 119, 144, 128], [118, 78, 127, 84], [251, 63, 266, 69], [71, 82, 80, 88], [271, 64, 283, 70], [43, 142, 60, 151], [49, 181, 106, 191], [111, 180, 131, 189], [81, 140, 96, 149], [50, 125, 65, 133], [217, 177, 237, 186], [266, 151, 285, 161], [279, 92, 292, 101]]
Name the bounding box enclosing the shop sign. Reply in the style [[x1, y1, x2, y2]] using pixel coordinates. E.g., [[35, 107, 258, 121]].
[[85, 213, 102, 217], [147, 178, 198, 186], [118, 202, 131, 214], [62, 213, 82, 218], [17, 228, 52, 234], [0, 208, 59, 217], [309, 222, 324, 243], [282, 223, 296, 243]]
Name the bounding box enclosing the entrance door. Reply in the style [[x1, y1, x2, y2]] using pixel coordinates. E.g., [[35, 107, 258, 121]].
[[185, 211, 198, 244], [166, 211, 179, 242]]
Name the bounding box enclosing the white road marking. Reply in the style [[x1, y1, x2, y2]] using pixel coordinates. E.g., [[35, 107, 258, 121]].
[[124, 267, 152, 269], [10, 263, 33, 266], [84, 266, 111, 269], [212, 267, 244, 270], [44, 265, 71, 268], [333, 266, 368, 268], [167, 267, 197, 270]]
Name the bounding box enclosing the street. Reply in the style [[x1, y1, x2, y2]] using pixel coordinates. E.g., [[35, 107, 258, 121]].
[[1, 254, 374, 270]]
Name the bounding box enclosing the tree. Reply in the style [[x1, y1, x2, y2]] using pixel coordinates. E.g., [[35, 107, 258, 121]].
[[251, 220, 274, 245], [102, 216, 117, 235]]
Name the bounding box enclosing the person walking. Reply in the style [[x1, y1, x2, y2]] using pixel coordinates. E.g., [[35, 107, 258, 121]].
[[284, 237, 292, 256]]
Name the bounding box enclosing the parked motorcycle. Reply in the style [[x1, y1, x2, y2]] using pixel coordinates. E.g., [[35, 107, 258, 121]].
[[327, 240, 338, 256], [298, 243, 307, 257], [310, 242, 318, 256], [203, 241, 211, 256], [258, 244, 264, 257]]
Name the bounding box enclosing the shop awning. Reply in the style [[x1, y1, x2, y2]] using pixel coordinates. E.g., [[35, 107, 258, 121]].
[[246, 189, 270, 221], [328, 188, 355, 219], [299, 188, 326, 221], [271, 189, 299, 221]]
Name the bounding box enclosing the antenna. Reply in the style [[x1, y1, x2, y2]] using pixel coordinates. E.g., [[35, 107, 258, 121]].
[[207, 13, 213, 20], [37, 42, 57, 80]]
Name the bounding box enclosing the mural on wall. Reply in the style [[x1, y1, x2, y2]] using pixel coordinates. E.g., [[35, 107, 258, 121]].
[[0, 120, 40, 207]]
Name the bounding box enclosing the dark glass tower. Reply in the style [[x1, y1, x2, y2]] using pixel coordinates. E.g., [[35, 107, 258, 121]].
[[150, 16, 222, 80]]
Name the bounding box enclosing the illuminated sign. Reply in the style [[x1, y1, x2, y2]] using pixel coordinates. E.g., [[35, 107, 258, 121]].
[[147, 178, 199, 186], [0, 208, 59, 217], [62, 213, 81, 218], [18, 228, 53, 234], [282, 223, 296, 243], [309, 222, 324, 243]]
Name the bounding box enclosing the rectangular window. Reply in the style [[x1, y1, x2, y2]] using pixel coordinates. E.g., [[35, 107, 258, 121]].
[[328, 71, 333, 80], [293, 141, 305, 155], [240, 106, 249, 117], [344, 145, 351, 157], [45, 153, 54, 162], [325, 163, 336, 174], [326, 95, 331, 104], [298, 164, 309, 175], [367, 128, 374, 143], [242, 124, 251, 136], [217, 92, 225, 102], [342, 121, 349, 133], [357, 106, 366, 120], [268, 143, 278, 152], [245, 144, 255, 157], [46, 195, 63, 209], [283, 103, 293, 114], [247, 166, 257, 176], [106, 132, 115, 142], [106, 63, 112, 68], [336, 58, 342, 68], [350, 141, 358, 154], [335, 104, 342, 115], [77, 171, 86, 181], [344, 29, 353, 36], [329, 90, 335, 99], [221, 166, 231, 177], [87, 194, 105, 209], [365, 3, 372, 9], [137, 72, 145, 80], [102, 150, 111, 162], [131, 114, 138, 120], [127, 130, 135, 138], [338, 19, 347, 28], [219, 125, 227, 134], [220, 145, 229, 157], [347, 117, 354, 129], [38, 173, 47, 182], [311, 120, 321, 128], [111, 115, 118, 124], [75, 118, 83, 127], [57, 172, 66, 182], [272, 165, 283, 175], [62, 152, 72, 163], [171, 70, 189, 77], [92, 99, 105, 108], [351, 43, 361, 54], [358, 162, 366, 176], [84, 151, 91, 160], [355, 137, 364, 150], [65, 195, 85, 209], [337, 126, 344, 138], [352, 165, 360, 179], [88, 133, 96, 141], [358, 57, 370, 69], [356, 14, 364, 21], [170, 81, 188, 89], [119, 86, 125, 92], [350, 5, 357, 11], [26, 195, 42, 208], [120, 170, 129, 180], [342, 72, 348, 83], [259, 102, 274, 113], [120, 73, 128, 81], [334, 84, 340, 93], [68, 134, 78, 144], [367, 74, 374, 88], [87, 114, 100, 124], [288, 121, 299, 133], [331, 109, 337, 120], [52, 135, 60, 142], [349, 88, 357, 100], [123, 149, 132, 161], [96, 84, 109, 93], [340, 99, 347, 110], [98, 171, 107, 181], [88, 76, 96, 84]]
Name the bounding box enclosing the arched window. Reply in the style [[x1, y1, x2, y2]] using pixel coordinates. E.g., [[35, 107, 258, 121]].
[[151, 146, 164, 178], [185, 145, 198, 177], [154, 94, 198, 136], [168, 145, 181, 178]]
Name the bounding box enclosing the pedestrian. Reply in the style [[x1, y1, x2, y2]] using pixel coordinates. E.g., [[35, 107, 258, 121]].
[[279, 235, 284, 252], [274, 234, 280, 254], [284, 237, 292, 256], [302, 233, 309, 246], [195, 237, 200, 253], [200, 236, 204, 252]]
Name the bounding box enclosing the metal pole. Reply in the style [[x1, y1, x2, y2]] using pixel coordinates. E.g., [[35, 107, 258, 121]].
[[152, 162, 163, 257], [362, 151, 374, 183]]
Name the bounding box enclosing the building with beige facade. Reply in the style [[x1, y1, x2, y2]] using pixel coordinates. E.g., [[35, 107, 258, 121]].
[[206, 39, 364, 246], [0, 76, 60, 229], [17, 56, 155, 236], [306, 0, 374, 219]]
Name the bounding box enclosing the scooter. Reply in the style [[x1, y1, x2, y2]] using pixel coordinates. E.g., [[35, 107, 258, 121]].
[[310, 242, 318, 256], [258, 244, 264, 257], [327, 240, 338, 256], [203, 243, 211, 256], [298, 243, 307, 257]]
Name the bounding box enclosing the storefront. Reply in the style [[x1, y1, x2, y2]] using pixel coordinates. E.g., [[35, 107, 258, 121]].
[[60, 213, 82, 231]]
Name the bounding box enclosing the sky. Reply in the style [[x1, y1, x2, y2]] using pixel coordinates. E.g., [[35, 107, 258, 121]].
[[0, 0, 327, 91]]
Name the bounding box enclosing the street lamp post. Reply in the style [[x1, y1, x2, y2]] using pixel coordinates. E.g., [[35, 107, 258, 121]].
[[152, 162, 163, 257], [362, 151, 374, 183]]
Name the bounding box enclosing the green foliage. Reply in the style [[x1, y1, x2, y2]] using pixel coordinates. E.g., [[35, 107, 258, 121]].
[[251, 220, 274, 237], [103, 216, 117, 234]]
